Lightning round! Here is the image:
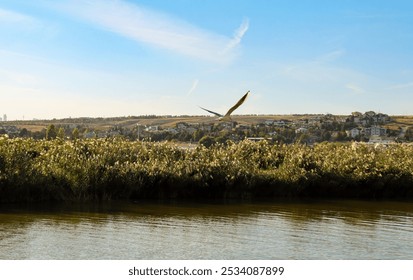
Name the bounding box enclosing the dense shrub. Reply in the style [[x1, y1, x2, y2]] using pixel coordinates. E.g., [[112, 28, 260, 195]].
[[1, 135, 413, 202]]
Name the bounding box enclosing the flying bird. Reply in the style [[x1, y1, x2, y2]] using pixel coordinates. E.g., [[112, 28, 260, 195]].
[[199, 91, 250, 122]]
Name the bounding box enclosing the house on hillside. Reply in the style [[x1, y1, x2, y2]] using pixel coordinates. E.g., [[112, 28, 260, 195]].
[[264, 120, 274, 126], [199, 124, 213, 132], [295, 127, 308, 134], [145, 126, 159, 132], [347, 127, 361, 138], [353, 116, 369, 126], [369, 135, 395, 144], [185, 126, 197, 134], [365, 126, 387, 137], [176, 122, 188, 130], [365, 111, 376, 118], [235, 124, 250, 133], [375, 113, 391, 124], [165, 128, 178, 134], [271, 120, 291, 127], [349, 111, 390, 126]]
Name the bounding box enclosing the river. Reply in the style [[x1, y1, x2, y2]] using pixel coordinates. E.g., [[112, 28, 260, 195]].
[[1, 200, 412, 259]]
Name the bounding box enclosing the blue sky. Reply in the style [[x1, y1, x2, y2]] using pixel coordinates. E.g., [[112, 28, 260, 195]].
[[1, 0, 413, 120]]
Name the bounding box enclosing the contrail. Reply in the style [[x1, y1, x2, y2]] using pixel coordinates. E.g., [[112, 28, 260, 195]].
[[222, 18, 250, 54], [187, 79, 199, 96]]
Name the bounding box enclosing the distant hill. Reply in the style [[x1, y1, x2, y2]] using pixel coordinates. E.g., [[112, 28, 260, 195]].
[[3, 114, 413, 132]]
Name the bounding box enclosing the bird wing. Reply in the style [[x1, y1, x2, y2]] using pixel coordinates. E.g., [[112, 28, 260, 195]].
[[199, 106, 223, 117], [224, 90, 250, 117]]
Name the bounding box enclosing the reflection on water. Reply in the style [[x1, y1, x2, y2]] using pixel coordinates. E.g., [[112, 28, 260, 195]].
[[1, 200, 413, 259]]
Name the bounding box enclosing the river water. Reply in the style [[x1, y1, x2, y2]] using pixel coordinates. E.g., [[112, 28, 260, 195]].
[[1, 200, 412, 259]]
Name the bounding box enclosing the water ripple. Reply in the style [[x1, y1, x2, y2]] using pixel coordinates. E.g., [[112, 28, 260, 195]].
[[1, 200, 413, 259]]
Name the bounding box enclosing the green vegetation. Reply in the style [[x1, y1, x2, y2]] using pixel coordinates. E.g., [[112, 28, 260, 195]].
[[1, 136, 413, 203]]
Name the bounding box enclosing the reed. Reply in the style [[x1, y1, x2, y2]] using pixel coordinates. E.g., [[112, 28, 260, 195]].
[[1, 136, 413, 202]]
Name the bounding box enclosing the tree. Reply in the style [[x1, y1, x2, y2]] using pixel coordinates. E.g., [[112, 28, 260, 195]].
[[335, 131, 348, 142], [321, 131, 331, 142], [19, 128, 31, 138], [199, 135, 215, 148], [297, 133, 310, 144], [57, 127, 65, 139], [46, 124, 57, 140], [33, 129, 46, 139], [192, 129, 205, 142], [215, 135, 228, 144], [72, 128, 80, 140]]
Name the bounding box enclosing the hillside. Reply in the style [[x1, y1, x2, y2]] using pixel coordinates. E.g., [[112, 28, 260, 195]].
[[7, 114, 411, 131], [2, 113, 413, 144]]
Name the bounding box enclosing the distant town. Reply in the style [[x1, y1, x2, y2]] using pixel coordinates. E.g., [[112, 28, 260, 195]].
[[1, 111, 413, 145]]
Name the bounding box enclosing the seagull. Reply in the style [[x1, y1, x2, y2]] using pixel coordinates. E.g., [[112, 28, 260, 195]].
[[199, 90, 250, 122]]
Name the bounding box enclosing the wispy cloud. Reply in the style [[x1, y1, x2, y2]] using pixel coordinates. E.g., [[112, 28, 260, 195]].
[[282, 49, 346, 78], [0, 8, 41, 28], [187, 79, 199, 96], [56, 0, 248, 63], [316, 49, 346, 63], [346, 83, 365, 94], [385, 82, 413, 90], [0, 8, 31, 23], [222, 18, 249, 54], [344, 11, 405, 20]]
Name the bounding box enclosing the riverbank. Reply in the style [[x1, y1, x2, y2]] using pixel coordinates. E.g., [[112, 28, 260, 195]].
[[1, 137, 413, 203]]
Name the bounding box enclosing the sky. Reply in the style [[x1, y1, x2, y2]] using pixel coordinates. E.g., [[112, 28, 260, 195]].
[[1, 0, 413, 120]]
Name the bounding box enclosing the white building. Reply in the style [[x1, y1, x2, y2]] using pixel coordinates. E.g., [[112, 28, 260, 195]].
[[165, 128, 178, 134], [176, 122, 187, 130], [273, 120, 289, 127], [145, 126, 159, 132], [365, 126, 387, 136], [347, 128, 361, 138], [2, 114, 6, 122], [369, 135, 395, 144], [295, 127, 308, 134]]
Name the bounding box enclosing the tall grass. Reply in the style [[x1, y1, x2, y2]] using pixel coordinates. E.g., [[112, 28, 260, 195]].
[[1, 136, 413, 202]]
